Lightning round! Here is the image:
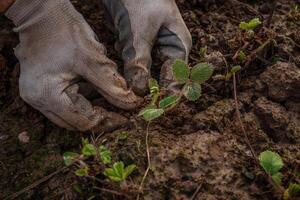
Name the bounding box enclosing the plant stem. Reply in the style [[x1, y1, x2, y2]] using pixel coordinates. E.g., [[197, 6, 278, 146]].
[[137, 122, 152, 200]]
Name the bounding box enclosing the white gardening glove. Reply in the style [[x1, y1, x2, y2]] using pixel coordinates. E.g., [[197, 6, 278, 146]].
[[5, 0, 142, 132], [102, 0, 192, 95]]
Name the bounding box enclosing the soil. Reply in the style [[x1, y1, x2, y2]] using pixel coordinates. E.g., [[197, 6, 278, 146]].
[[0, 0, 299, 200]]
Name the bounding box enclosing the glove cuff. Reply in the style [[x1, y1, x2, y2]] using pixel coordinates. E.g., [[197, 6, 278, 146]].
[[5, 0, 84, 35]]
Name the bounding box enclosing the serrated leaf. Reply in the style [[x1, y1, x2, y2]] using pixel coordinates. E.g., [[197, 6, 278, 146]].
[[231, 66, 242, 74], [75, 167, 89, 177], [172, 59, 190, 82], [63, 152, 79, 166], [159, 95, 179, 109], [271, 173, 282, 185], [190, 63, 214, 83], [287, 183, 300, 198], [183, 82, 202, 101], [104, 161, 134, 182], [82, 144, 97, 156], [239, 18, 262, 30], [124, 164, 136, 179], [259, 150, 284, 175], [141, 108, 164, 121], [113, 162, 125, 178], [99, 145, 112, 164]]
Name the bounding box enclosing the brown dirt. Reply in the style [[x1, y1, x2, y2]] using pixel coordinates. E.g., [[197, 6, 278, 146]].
[[0, 0, 299, 200]]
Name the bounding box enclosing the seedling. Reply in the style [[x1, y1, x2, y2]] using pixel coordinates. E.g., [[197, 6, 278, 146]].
[[259, 150, 300, 199], [62, 138, 136, 183], [103, 162, 136, 182], [259, 150, 284, 185], [239, 18, 262, 31], [139, 59, 214, 122]]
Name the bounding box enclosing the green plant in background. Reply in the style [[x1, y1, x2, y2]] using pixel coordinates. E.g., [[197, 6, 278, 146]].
[[139, 59, 214, 122], [62, 138, 136, 183], [239, 18, 262, 38], [239, 18, 262, 31], [259, 150, 300, 200]]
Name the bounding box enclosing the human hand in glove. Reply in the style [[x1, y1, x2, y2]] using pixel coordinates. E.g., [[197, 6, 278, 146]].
[[5, 0, 143, 132], [102, 0, 192, 96]]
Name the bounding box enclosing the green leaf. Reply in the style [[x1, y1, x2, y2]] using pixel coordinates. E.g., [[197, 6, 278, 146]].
[[63, 152, 79, 166], [190, 63, 214, 83], [239, 18, 262, 31], [124, 164, 136, 179], [82, 144, 97, 157], [237, 51, 247, 62], [271, 173, 282, 186], [103, 167, 123, 182], [113, 162, 125, 178], [286, 183, 300, 198], [104, 162, 124, 182], [99, 146, 112, 164], [231, 65, 242, 74], [172, 59, 190, 82], [138, 105, 157, 117], [141, 108, 164, 121], [159, 95, 179, 109], [75, 167, 89, 177], [259, 150, 284, 175], [183, 82, 202, 101]]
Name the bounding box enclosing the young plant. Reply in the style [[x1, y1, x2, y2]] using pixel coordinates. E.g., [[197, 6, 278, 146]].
[[239, 18, 262, 38], [239, 18, 262, 31], [62, 138, 136, 183], [103, 162, 136, 182], [259, 150, 300, 200], [139, 59, 214, 122], [259, 150, 284, 185]]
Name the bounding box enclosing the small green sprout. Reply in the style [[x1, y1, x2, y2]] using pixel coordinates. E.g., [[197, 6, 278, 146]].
[[103, 162, 136, 182], [284, 183, 300, 200], [259, 150, 300, 199], [63, 138, 136, 185], [75, 167, 89, 177], [63, 152, 79, 166], [225, 65, 242, 81], [99, 145, 112, 164], [237, 50, 247, 62], [259, 150, 284, 185], [82, 143, 97, 157], [239, 18, 262, 31]]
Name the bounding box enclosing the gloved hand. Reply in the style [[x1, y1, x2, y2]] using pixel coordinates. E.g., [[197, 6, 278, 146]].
[[102, 0, 192, 95], [5, 0, 142, 131]]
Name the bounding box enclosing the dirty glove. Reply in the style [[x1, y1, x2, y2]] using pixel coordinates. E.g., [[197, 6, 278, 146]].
[[102, 0, 192, 95], [5, 0, 142, 131]]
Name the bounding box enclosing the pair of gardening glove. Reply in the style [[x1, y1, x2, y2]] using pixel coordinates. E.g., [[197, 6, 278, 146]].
[[5, 0, 192, 132]]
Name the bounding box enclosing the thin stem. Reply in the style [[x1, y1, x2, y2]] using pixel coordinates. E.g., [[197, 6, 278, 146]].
[[137, 122, 151, 200]]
